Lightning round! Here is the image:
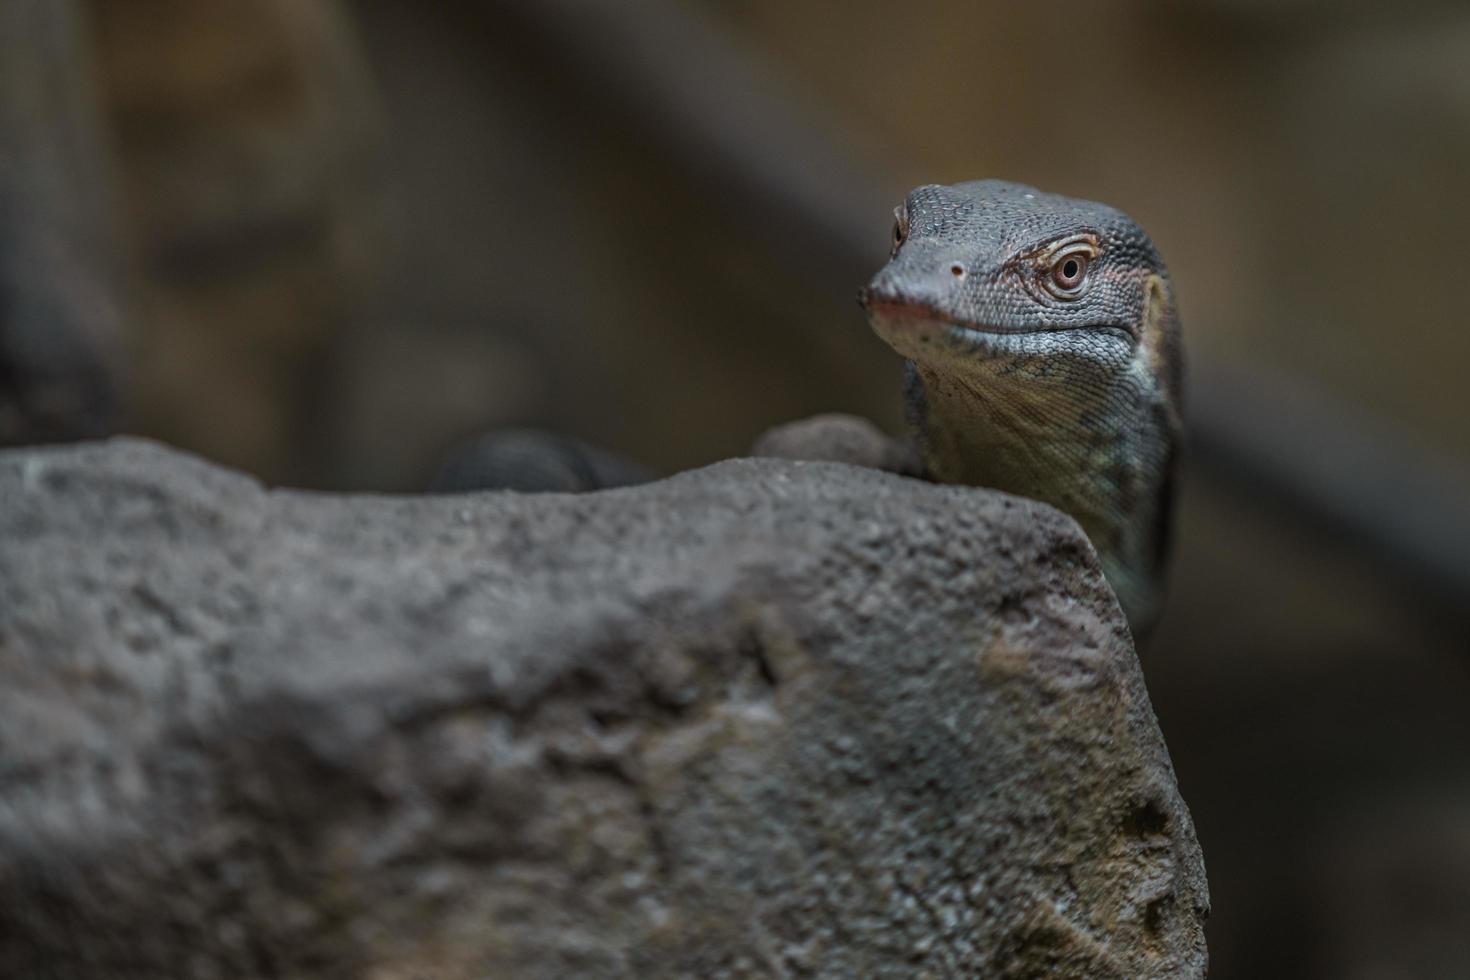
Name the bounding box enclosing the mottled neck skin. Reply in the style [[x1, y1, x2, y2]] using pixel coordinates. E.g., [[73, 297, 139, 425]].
[[861, 180, 1183, 638]]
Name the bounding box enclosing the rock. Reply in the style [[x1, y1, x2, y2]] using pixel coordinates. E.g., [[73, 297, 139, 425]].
[[0, 438, 1208, 978]]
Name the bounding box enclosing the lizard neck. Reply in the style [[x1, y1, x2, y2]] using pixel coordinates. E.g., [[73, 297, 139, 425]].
[[904, 338, 1176, 635]]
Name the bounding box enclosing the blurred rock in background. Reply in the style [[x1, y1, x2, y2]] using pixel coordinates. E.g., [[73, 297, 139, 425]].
[[0, 0, 122, 446]]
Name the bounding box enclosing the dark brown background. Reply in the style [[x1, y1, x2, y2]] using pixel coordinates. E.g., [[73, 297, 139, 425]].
[[4, 2, 1468, 976]]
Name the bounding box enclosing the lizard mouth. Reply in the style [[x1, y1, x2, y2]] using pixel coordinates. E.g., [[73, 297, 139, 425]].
[[862, 296, 1005, 340], [859, 291, 1134, 349]]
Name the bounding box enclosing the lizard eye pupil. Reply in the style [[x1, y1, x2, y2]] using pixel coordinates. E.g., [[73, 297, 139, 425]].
[[1051, 253, 1089, 292]]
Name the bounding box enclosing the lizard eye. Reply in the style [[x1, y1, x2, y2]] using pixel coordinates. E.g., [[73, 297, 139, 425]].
[[891, 207, 909, 256], [1044, 243, 1094, 298], [1055, 256, 1086, 288]]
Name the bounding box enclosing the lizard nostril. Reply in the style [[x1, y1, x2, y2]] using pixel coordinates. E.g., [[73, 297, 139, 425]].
[[950, 263, 965, 279]]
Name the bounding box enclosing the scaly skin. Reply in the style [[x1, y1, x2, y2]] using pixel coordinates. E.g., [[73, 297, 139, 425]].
[[860, 180, 1183, 638]]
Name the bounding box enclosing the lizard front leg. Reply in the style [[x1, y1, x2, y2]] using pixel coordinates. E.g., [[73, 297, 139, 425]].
[[750, 413, 924, 477]]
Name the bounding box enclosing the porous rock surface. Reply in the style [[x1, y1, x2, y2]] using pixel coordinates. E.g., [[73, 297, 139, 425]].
[[0, 438, 1207, 978]]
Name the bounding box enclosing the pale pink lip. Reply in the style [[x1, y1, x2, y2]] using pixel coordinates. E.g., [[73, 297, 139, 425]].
[[864, 297, 967, 335], [864, 297, 1005, 347], [864, 293, 1135, 341]]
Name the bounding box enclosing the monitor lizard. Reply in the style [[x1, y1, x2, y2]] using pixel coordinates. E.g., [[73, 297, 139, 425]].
[[436, 180, 1183, 639], [757, 180, 1184, 638]]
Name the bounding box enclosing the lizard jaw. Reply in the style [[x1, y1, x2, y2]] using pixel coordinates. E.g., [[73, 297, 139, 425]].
[[861, 294, 1132, 365]]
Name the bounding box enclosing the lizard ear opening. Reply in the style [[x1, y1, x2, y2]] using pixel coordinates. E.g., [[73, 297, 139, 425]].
[[1142, 274, 1184, 429], [1142, 275, 1169, 369]]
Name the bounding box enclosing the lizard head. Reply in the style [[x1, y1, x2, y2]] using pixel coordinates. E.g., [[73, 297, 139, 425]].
[[857, 181, 1184, 638], [859, 180, 1179, 405]]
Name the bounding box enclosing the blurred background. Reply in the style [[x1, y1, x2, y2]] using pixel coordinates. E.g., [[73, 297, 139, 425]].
[[3, 0, 1468, 976]]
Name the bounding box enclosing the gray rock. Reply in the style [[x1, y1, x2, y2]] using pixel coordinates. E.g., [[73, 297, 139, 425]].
[[0, 438, 1208, 978]]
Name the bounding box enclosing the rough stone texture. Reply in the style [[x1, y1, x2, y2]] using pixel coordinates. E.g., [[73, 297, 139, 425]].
[[0, 438, 1208, 979]]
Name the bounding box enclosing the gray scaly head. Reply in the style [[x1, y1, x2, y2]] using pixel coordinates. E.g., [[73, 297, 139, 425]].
[[859, 180, 1183, 638]]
